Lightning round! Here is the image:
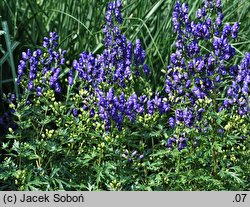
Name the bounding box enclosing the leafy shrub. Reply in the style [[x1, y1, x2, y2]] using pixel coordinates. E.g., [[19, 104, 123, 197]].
[[0, 0, 249, 190]]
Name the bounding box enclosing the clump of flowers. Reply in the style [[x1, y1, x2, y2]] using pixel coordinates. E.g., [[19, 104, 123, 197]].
[[70, 0, 160, 132], [11, 0, 250, 154], [2, 0, 249, 191], [163, 0, 249, 151], [121, 149, 144, 163], [17, 31, 67, 99]]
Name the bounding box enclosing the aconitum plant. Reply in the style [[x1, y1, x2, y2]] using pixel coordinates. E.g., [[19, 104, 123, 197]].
[[1, 0, 249, 191], [163, 0, 249, 153], [2, 0, 158, 190], [70, 0, 168, 132]]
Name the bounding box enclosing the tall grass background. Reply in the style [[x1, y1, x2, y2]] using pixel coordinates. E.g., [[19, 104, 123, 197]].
[[1, 0, 250, 97]]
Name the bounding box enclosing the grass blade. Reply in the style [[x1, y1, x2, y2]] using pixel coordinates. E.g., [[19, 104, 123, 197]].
[[2, 21, 19, 98]]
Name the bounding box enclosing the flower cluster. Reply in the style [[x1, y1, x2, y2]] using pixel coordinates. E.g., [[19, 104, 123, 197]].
[[163, 0, 247, 150], [17, 48, 42, 90], [17, 32, 67, 97], [169, 2, 242, 107], [223, 53, 250, 115], [165, 134, 187, 151], [105, 0, 123, 27], [98, 91, 141, 131], [121, 149, 144, 163], [71, 0, 153, 131], [42, 32, 67, 94], [102, 0, 149, 82]]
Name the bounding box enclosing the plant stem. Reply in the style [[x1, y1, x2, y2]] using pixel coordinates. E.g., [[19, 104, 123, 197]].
[[176, 152, 181, 174], [212, 87, 218, 176], [212, 145, 218, 176]]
